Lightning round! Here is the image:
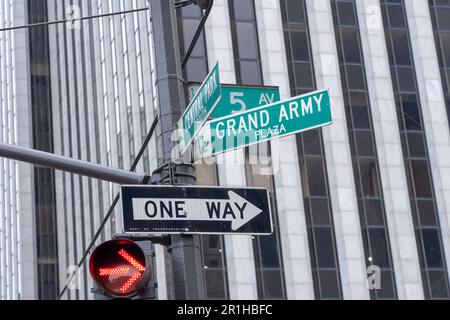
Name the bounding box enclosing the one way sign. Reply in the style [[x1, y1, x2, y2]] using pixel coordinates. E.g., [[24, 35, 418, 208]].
[[121, 186, 273, 235]]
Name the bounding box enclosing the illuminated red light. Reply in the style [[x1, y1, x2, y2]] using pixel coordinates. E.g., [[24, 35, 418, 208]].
[[118, 249, 145, 272], [98, 266, 130, 276], [89, 239, 150, 297]]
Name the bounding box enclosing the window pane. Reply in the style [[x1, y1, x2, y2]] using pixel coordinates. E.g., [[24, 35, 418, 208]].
[[368, 229, 390, 268], [429, 270, 449, 299], [422, 229, 444, 268], [235, 22, 259, 60], [392, 30, 411, 65], [204, 270, 227, 299], [291, 31, 310, 61], [337, 2, 356, 25], [401, 95, 422, 130], [319, 270, 341, 299], [299, 129, 322, 155], [397, 67, 416, 92], [258, 235, 281, 268], [355, 131, 375, 156], [285, 0, 305, 23], [346, 65, 365, 90], [341, 28, 361, 63], [231, 0, 254, 20], [437, 8, 450, 30], [364, 199, 385, 226], [377, 270, 396, 299], [310, 198, 331, 225], [294, 62, 313, 88], [185, 58, 208, 83], [358, 159, 381, 197], [387, 4, 406, 28], [417, 200, 437, 227], [440, 33, 450, 65], [406, 132, 426, 158], [261, 270, 284, 299], [305, 158, 327, 196], [239, 60, 262, 85], [314, 228, 337, 268], [410, 160, 432, 198]]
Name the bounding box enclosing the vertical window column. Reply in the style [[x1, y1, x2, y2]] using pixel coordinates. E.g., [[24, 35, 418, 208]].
[[429, 0, 450, 125], [177, 5, 229, 300], [228, 0, 286, 300], [381, 0, 450, 299], [280, 0, 343, 300], [331, 0, 397, 299], [27, 0, 58, 300]]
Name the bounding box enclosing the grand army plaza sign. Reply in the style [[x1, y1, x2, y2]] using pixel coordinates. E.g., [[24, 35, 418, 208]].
[[195, 89, 332, 158]]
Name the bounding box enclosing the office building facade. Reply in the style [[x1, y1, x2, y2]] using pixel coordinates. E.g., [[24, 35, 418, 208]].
[[1, 0, 450, 300]]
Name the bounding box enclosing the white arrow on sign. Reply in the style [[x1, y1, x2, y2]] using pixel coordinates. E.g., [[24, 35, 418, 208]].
[[131, 191, 263, 231]]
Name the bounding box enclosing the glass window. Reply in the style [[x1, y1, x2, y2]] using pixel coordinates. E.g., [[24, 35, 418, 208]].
[[294, 62, 314, 88], [391, 30, 412, 65], [314, 228, 337, 268], [337, 1, 356, 25], [345, 65, 365, 90], [341, 28, 361, 63], [300, 129, 323, 155], [286, 0, 305, 24], [235, 22, 259, 60], [368, 229, 390, 268], [305, 158, 328, 196], [291, 31, 310, 61]]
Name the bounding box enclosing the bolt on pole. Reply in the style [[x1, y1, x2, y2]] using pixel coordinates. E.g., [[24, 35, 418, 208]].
[[149, 0, 206, 300]]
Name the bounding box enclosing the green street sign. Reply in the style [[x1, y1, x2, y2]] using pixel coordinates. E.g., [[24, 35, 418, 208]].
[[194, 89, 332, 158], [211, 85, 280, 118], [178, 63, 221, 155]]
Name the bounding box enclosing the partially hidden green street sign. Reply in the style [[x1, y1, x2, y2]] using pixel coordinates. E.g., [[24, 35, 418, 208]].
[[211, 85, 280, 119], [194, 89, 332, 158], [178, 63, 221, 155]]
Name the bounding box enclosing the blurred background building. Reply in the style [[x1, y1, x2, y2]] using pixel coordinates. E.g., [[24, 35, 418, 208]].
[[1, 0, 450, 300]]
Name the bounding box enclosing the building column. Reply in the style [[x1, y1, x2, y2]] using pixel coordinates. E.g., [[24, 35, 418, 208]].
[[254, 0, 315, 300], [405, 0, 450, 284], [306, 0, 370, 299], [204, 0, 258, 300], [355, 0, 424, 300]]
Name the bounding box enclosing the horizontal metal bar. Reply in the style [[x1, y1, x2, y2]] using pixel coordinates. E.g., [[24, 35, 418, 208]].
[[0, 7, 149, 32], [0, 143, 146, 185]]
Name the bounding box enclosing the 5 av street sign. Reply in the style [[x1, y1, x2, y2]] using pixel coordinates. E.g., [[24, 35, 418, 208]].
[[194, 89, 332, 158], [178, 63, 221, 155], [210, 84, 280, 118], [121, 186, 273, 235]]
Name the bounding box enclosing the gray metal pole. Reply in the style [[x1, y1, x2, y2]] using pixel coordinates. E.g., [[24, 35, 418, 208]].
[[149, 0, 206, 300], [0, 142, 146, 185]]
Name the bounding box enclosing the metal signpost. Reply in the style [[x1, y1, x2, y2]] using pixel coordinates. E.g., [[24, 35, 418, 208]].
[[194, 89, 332, 158], [121, 185, 273, 235]]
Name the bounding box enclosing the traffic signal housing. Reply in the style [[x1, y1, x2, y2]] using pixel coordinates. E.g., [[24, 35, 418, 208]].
[[89, 239, 153, 298]]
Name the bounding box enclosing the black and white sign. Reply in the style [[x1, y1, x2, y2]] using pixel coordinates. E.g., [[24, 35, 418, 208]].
[[121, 186, 273, 235]]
